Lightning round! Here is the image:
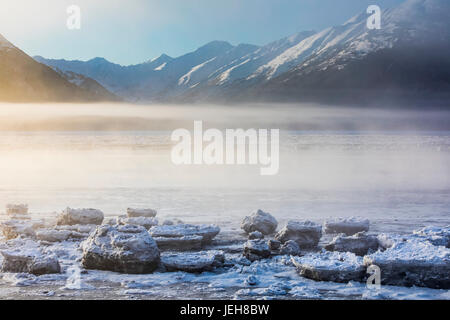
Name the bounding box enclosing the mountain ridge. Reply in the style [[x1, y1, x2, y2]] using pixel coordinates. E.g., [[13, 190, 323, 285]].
[[6, 0, 450, 105]]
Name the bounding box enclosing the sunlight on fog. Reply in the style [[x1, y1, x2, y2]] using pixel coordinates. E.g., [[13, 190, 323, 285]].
[[1, 102, 450, 131], [0, 103, 449, 196]]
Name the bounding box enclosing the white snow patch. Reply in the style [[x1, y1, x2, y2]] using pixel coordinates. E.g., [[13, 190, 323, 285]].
[[216, 58, 250, 85], [249, 28, 333, 80], [178, 57, 216, 86], [154, 62, 166, 71], [366, 237, 450, 264], [292, 250, 363, 271]]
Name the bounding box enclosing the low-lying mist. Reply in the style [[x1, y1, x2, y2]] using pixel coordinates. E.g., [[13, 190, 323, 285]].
[[0, 102, 449, 193], [1, 102, 450, 131]]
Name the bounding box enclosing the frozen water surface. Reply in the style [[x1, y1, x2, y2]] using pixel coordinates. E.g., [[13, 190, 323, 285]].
[[0, 131, 448, 232], [0, 104, 449, 299]]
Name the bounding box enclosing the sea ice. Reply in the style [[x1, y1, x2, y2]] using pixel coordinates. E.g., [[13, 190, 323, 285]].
[[5, 204, 28, 215], [161, 250, 225, 273], [1, 245, 61, 275], [363, 238, 450, 289], [291, 251, 365, 283], [280, 240, 301, 256], [149, 224, 220, 244], [241, 210, 278, 235], [324, 217, 370, 235], [153, 235, 203, 251], [57, 208, 104, 226], [243, 240, 271, 262], [267, 239, 281, 251], [413, 225, 450, 248], [81, 225, 160, 274], [0, 219, 45, 240], [275, 220, 322, 249], [118, 216, 159, 230], [324, 232, 379, 256], [126, 208, 157, 218], [248, 231, 264, 240], [36, 229, 86, 242]]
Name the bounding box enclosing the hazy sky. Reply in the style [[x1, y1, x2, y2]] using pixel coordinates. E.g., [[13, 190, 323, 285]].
[[0, 0, 405, 65]]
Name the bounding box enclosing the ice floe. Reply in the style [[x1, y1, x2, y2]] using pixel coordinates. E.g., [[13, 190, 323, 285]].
[[57, 208, 104, 226], [324, 232, 379, 256], [324, 217, 370, 235], [81, 225, 160, 274], [241, 210, 278, 235], [126, 208, 157, 218], [363, 238, 450, 289], [275, 220, 322, 249]]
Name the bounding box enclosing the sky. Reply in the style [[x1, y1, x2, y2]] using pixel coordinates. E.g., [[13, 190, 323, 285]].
[[0, 0, 405, 65]]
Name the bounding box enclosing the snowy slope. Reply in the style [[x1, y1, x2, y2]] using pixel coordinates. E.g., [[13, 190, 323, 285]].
[[245, 13, 388, 81], [244, 0, 450, 104], [183, 0, 450, 101], [251, 0, 450, 82], [206, 31, 315, 86]]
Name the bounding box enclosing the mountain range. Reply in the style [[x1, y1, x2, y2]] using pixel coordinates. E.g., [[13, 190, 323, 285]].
[[0, 33, 118, 102], [2, 0, 450, 105]]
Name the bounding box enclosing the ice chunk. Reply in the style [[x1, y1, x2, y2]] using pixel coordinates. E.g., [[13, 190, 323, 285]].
[[292, 251, 365, 283], [161, 251, 225, 273], [57, 208, 104, 226], [243, 240, 270, 262], [324, 217, 370, 235], [275, 220, 322, 249], [324, 232, 379, 256], [149, 224, 220, 243], [267, 239, 281, 251], [280, 240, 301, 256], [0, 219, 45, 240], [154, 235, 203, 251], [413, 225, 450, 248], [126, 208, 157, 218], [118, 216, 159, 230], [241, 209, 278, 235], [363, 238, 450, 289], [6, 204, 28, 215], [81, 225, 160, 274], [248, 231, 264, 240], [1, 247, 60, 275], [36, 229, 86, 242]]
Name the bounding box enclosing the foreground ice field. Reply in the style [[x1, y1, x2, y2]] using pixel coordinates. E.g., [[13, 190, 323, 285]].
[[0, 207, 449, 300]]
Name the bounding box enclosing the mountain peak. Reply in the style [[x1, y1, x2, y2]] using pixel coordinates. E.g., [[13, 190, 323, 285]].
[[158, 53, 172, 59], [197, 40, 233, 52], [147, 53, 173, 64], [88, 57, 111, 64]]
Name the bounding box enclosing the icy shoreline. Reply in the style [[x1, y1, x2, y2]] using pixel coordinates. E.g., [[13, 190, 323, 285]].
[[0, 207, 449, 300]]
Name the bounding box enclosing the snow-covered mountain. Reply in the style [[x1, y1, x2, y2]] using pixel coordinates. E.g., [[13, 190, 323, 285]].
[[251, 0, 450, 103], [193, 0, 450, 103], [36, 41, 259, 101], [0, 34, 118, 102], [34, 33, 317, 101], [33, 0, 450, 104], [266, 0, 450, 80]]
